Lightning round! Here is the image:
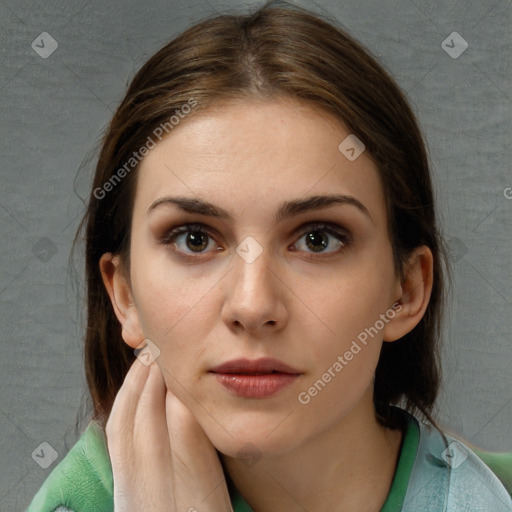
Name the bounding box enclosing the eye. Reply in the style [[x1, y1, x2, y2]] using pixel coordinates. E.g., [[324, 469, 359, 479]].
[[291, 222, 350, 257], [160, 223, 219, 255], [160, 221, 351, 259]]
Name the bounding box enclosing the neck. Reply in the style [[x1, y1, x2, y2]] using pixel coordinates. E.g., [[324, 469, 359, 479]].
[[221, 392, 404, 512]]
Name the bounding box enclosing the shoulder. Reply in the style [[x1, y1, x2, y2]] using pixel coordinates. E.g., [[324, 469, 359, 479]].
[[403, 414, 512, 511], [26, 421, 113, 512]]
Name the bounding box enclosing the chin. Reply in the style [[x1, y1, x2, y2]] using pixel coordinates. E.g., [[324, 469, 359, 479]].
[[204, 413, 307, 460], [214, 434, 300, 461]]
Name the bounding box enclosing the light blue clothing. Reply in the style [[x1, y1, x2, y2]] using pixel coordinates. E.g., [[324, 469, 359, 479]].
[[401, 415, 512, 511]]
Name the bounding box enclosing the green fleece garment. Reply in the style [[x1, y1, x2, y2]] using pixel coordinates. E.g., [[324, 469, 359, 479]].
[[26, 413, 511, 511], [27, 421, 113, 512], [27, 416, 419, 512]]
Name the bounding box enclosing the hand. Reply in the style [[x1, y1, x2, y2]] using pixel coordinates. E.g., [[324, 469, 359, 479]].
[[105, 358, 233, 512]]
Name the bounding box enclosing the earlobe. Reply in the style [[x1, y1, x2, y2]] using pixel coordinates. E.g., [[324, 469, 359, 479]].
[[99, 253, 145, 349], [383, 246, 433, 342]]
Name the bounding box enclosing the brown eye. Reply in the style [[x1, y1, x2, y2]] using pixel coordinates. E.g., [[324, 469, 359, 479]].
[[161, 224, 217, 254], [183, 231, 210, 252], [304, 231, 329, 252], [292, 222, 350, 256]]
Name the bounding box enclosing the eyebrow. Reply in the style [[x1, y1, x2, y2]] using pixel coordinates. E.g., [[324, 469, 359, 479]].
[[147, 194, 372, 224]]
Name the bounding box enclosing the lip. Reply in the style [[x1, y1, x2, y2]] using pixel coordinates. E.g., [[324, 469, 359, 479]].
[[209, 357, 301, 374], [209, 358, 302, 399]]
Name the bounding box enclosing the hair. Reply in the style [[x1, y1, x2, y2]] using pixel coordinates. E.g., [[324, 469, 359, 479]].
[[74, 0, 449, 432]]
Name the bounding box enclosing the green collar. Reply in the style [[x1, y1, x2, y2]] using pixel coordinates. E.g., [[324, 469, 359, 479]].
[[230, 413, 419, 512], [380, 412, 419, 511]]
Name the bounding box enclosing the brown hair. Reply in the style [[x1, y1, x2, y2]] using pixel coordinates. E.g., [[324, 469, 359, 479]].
[[74, 0, 448, 430]]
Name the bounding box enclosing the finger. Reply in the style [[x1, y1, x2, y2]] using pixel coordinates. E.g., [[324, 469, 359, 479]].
[[133, 363, 173, 467], [124, 363, 175, 508], [135, 361, 167, 419], [108, 361, 177, 511], [106, 358, 150, 441], [106, 359, 153, 511], [166, 390, 233, 512]]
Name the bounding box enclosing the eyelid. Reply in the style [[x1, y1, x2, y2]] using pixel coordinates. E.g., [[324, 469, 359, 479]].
[[290, 221, 350, 240], [159, 220, 352, 256], [159, 223, 215, 245], [160, 222, 204, 238]]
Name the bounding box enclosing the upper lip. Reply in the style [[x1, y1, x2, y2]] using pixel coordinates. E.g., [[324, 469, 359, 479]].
[[209, 358, 302, 375]]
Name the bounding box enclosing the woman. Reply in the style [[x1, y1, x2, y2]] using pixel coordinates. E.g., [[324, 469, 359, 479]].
[[27, 1, 512, 511]]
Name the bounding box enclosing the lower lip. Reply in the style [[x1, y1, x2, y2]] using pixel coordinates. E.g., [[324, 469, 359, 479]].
[[211, 373, 300, 398]]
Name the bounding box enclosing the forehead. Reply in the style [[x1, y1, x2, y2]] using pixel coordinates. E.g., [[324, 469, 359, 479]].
[[133, 98, 387, 228]]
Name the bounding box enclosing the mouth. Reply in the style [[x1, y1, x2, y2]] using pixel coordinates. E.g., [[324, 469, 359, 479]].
[[209, 357, 301, 375], [209, 358, 302, 398]]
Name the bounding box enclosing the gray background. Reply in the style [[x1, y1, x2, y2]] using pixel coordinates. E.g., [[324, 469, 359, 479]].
[[0, 0, 511, 509]]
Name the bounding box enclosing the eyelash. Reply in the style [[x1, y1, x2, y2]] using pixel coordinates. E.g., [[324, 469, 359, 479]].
[[159, 222, 352, 260]]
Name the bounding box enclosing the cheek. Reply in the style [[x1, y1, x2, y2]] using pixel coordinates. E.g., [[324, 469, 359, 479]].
[[298, 257, 395, 343], [297, 253, 396, 384], [131, 261, 215, 366], [293, 290, 386, 432]]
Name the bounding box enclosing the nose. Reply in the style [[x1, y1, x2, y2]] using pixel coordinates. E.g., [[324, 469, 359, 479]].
[[221, 242, 288, 336]]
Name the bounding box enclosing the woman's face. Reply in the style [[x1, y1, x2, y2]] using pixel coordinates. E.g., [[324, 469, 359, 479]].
[[124, 97, 403, 457]]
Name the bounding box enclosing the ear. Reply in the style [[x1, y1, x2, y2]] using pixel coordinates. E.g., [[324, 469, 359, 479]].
[[99, 252, 145, 349], [383, 245, 434, 342]]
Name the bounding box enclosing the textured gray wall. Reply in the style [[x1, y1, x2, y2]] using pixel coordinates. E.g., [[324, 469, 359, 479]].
[[0, 0, 511, 509]]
